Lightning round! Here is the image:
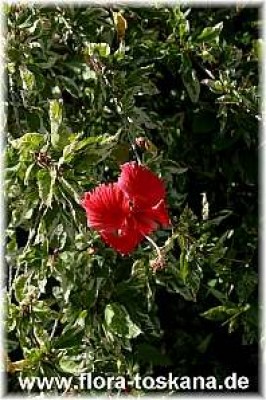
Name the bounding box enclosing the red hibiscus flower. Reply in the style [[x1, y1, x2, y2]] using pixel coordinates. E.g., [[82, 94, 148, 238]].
[[81, 162, 171, 255], [117, 162, 170, 227]]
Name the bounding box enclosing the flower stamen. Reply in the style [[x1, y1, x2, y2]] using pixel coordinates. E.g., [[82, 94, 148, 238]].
[[144, 235, 166, 271], [144, 234, 161, 258]]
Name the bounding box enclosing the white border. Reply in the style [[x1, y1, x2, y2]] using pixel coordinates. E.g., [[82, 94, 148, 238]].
[[1, 1, 265, 399], [260, 1, 266, 398], [0, 0, 7, 397], [2, 0, 265, 5]]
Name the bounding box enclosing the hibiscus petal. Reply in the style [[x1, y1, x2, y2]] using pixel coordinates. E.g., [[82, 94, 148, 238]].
[[117, 161, 166, 208], [151, 199, 172, 227], [100, 228, 144, 255], [80, 183, 129, 231], [130, 211, 158, 236], [80, 163, 171, 255]]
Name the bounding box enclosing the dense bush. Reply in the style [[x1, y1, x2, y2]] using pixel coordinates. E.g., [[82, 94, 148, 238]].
[[5, 5, 259, 395]]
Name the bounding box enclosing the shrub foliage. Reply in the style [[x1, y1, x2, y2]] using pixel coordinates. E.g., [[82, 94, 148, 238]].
[[6, 5, 259, 394]]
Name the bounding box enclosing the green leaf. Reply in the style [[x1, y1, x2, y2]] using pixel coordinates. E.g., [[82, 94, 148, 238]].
[[201, 305, 241, 322], [59, 177, 80, 204], [201, 79, 224, 94], [24, 163, 37, 185], [14, 275, 28, 303], [180, 55, 200, 103], [59, 355, 85, 374], [49, 99, 63, 148], [135, 343, 172, 366], [236, 270, 258, 302], [84, 42, 110, 58], [197, 334, 213, 354], [172, 8, 190, 41], [196, 22, 223, 43], [53, 326, 84, 349], [59, 133, 119, 166], [19, 66, 35, 92], [105, 303, 142, 339], [58, 76, 80, 98], [179, 250, 189, 282], [11, 132, 45, 159], [111, 143, 130, 163], [37, 168, 56, 207]]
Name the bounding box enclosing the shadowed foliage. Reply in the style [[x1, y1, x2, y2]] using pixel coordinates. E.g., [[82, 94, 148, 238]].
[[6, 4, 259, 394]]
